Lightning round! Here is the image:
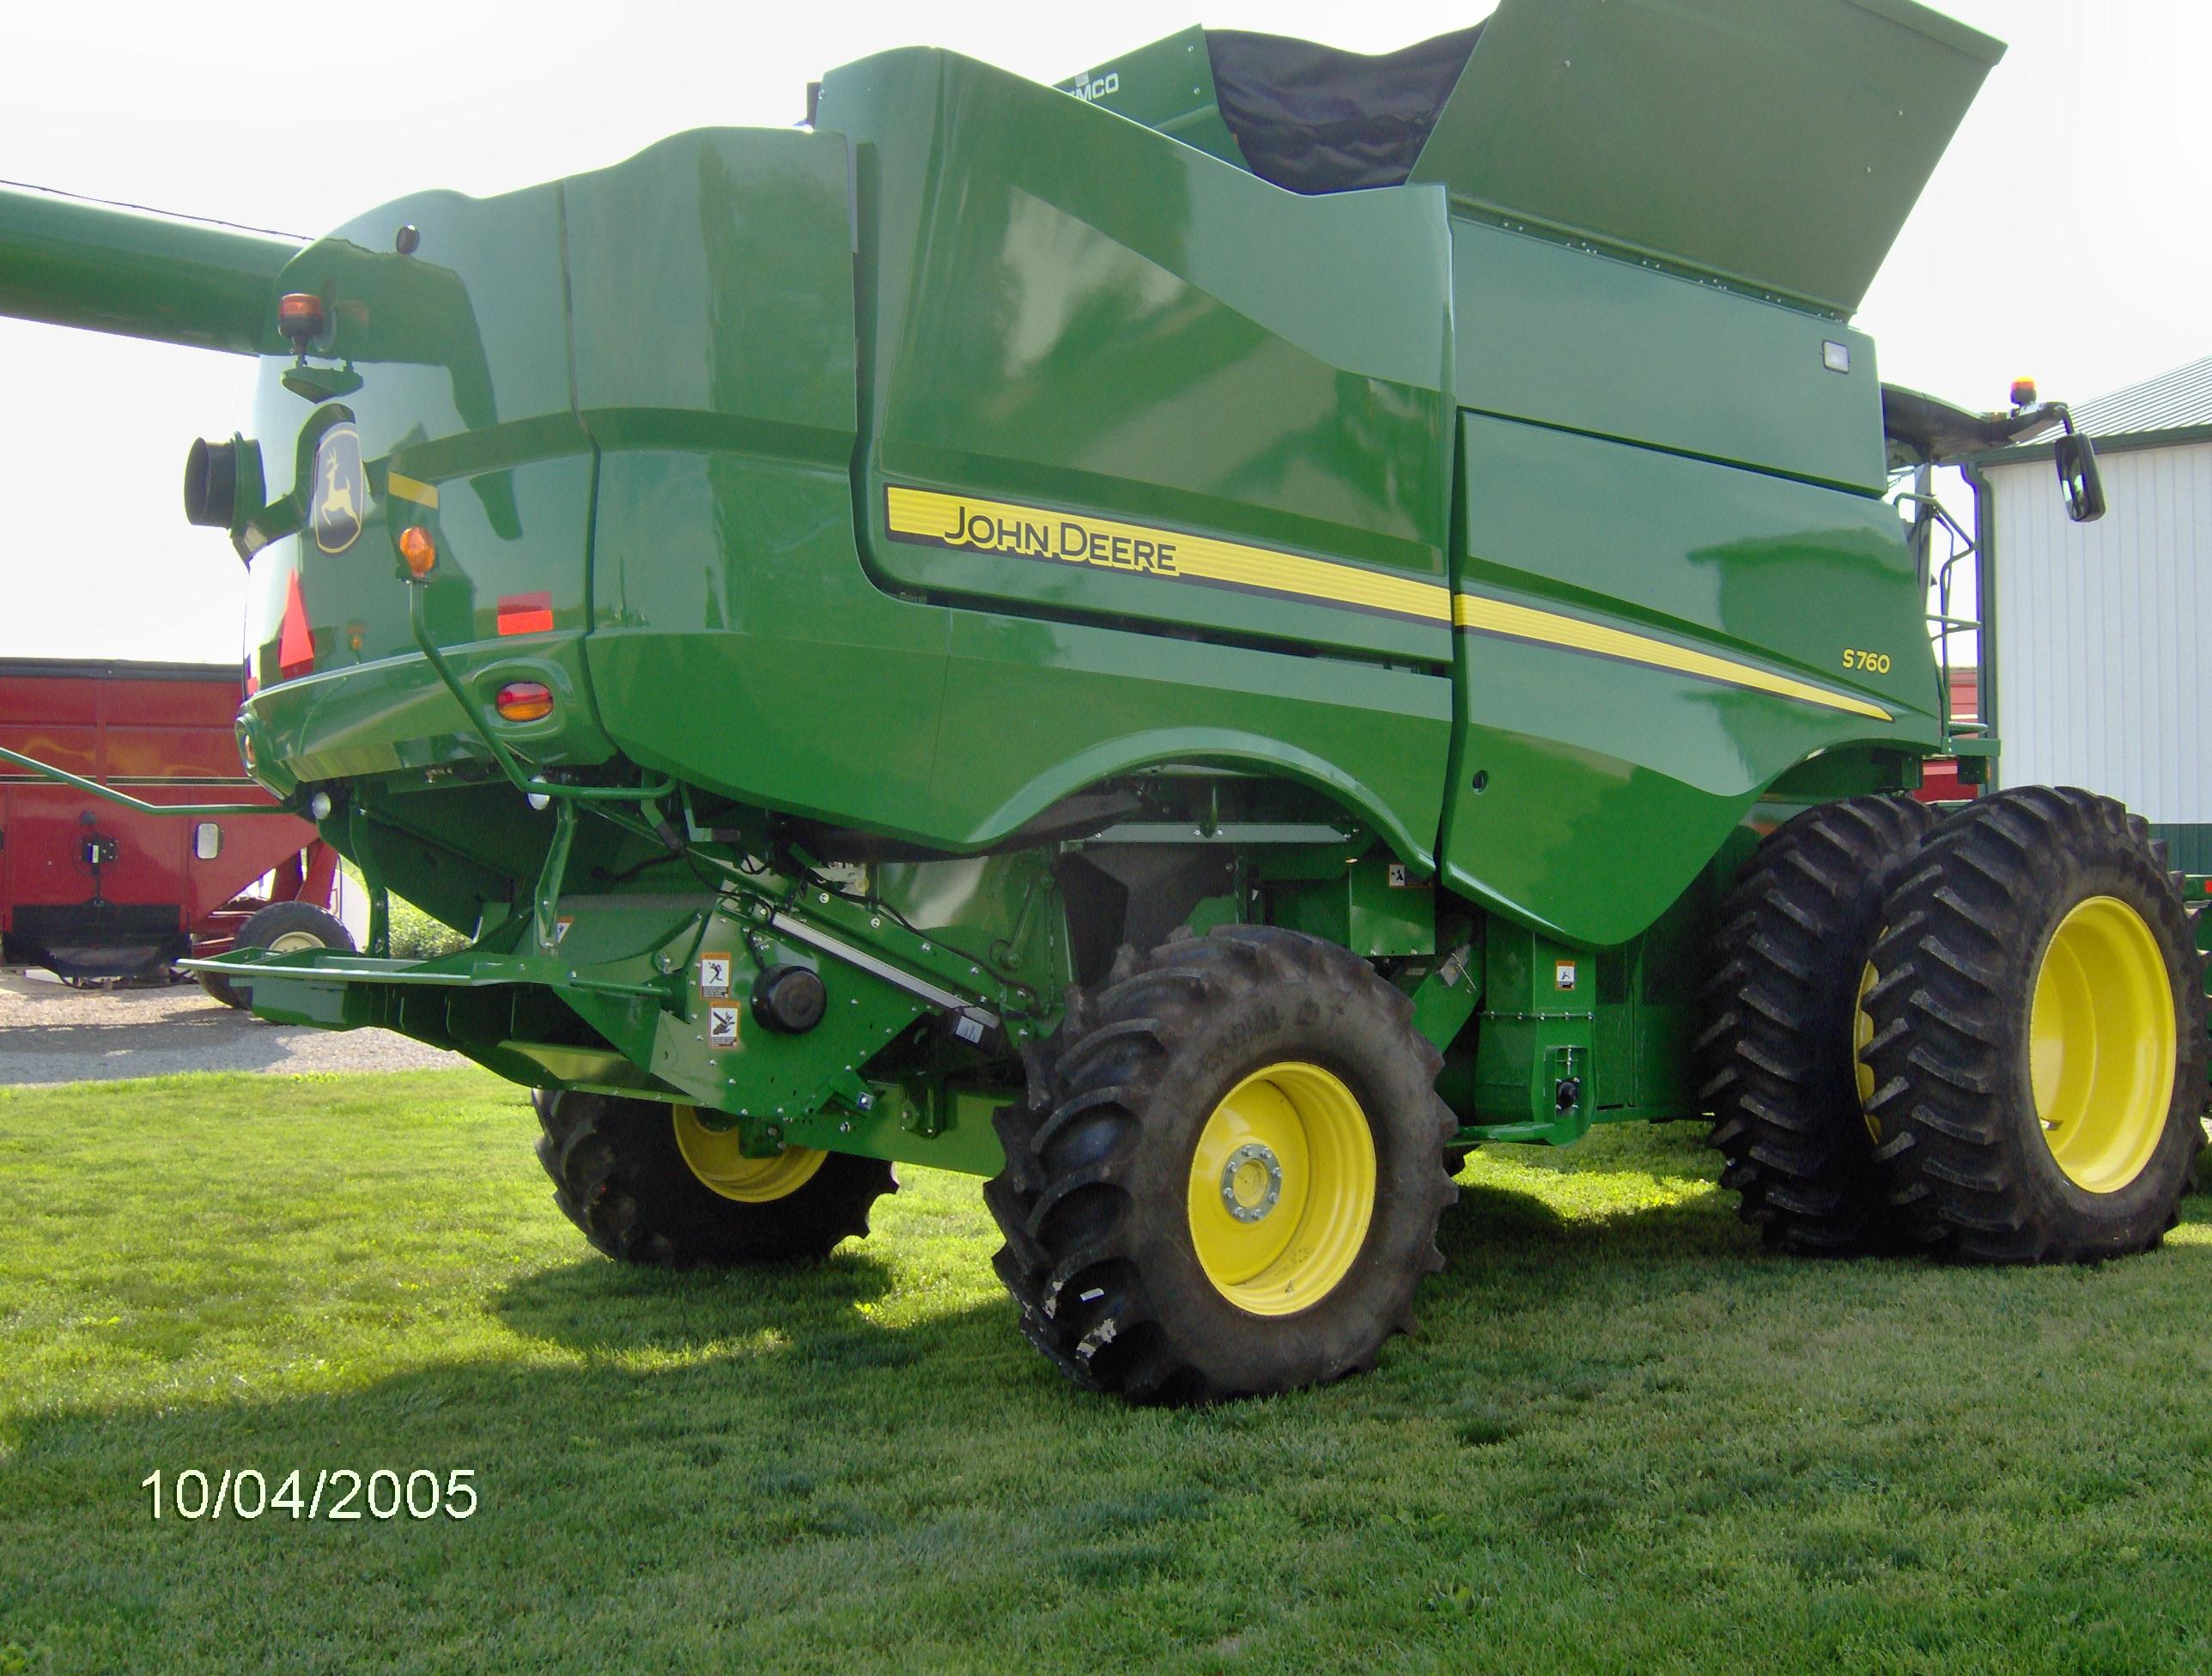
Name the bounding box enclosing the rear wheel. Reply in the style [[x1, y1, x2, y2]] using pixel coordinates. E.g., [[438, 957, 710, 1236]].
[[533, 1090, 896, 1266], [1859, 787, 2208, 1262], [1698, 795, 1935, 1254], [197, 899, 354, 1009], [985, 926, 1455, 1405]]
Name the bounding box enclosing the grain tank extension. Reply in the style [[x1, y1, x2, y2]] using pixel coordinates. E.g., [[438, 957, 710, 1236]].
[[3, 0, 2198, 1402]]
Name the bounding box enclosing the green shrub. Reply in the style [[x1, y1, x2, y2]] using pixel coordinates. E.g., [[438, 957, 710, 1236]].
[[387, 896, 471, 960], [343, 861, 471, 959]]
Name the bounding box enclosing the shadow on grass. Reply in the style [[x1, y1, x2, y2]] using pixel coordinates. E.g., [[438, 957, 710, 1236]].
[[489, 1248, 902, 1359], [1439, 1177, 1740, 1265], [486, 1131, 1752, 1368]]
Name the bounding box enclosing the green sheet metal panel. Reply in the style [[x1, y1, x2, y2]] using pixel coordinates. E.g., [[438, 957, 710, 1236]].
[[587, 449, 1454, 871], [1413, 0, 2002, 316], [564, 128, 859, 459], [1452, 218, 1887, 494], [1440, 412, 1939, 946], [932, 610, 1451, 871], [584, 456, 956, 846], [819, 46, 1457, 673]]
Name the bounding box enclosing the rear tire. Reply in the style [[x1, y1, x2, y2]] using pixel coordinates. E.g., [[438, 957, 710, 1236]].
[[986, 926, 1455, 1405], [198, 899, 354, 1009], [1698, 795, 1935, 1254], [1860, 786, 2208, 1262], [533, 1090, 896, 1266]]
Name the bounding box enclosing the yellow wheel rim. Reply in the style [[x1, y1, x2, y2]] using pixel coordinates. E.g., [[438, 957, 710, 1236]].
[[1854, 960, 1881, 1141], [2029, 896, 2177, 1194], [672, 1106, 828, 1203], [265, 930, 327, 954], [1184, 1061, 1375, 1317]]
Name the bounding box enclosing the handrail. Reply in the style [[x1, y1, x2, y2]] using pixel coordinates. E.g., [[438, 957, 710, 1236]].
[[0, 744, 299, 817], [1901, 468, 1987, 757], [404, 581, 673, 807]]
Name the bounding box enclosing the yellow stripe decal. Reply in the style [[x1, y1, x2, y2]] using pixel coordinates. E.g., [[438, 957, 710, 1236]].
[[880, 486, 1884, 720], [385, 471, 440, 508], [884, 485, 1451, 624], [1453, 593, 1893, 721]]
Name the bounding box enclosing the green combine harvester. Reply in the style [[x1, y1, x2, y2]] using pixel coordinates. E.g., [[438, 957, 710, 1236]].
[[3, 0, 2201, 1403]]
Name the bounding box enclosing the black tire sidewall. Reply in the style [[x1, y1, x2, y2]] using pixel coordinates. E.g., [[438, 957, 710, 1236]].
[[239, 900, 354, 955], [540, 1092, 894, 1266], [1701, 795, 1934, 1254], [1988, 847, 2204, 1250], [1116, 971, 1443, 1392]]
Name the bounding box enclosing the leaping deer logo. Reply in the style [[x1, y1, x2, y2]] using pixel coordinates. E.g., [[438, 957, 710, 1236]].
[[313, 424, 365, 555]]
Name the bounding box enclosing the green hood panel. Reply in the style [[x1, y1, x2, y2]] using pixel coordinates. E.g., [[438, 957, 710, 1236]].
[[1412, 0, 2002, 314]]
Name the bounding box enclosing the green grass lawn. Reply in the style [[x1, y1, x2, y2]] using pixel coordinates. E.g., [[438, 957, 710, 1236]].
[[4, 1069, 2212, 1673]]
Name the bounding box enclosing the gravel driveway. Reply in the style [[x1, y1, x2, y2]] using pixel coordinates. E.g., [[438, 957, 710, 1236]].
[[0, 969, 464, 1085]]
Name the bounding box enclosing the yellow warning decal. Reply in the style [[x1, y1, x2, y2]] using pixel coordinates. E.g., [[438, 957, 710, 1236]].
[[384, 470, 440, 508], [1453, 592, 1893, 721], [883, 485, 1451, 625]]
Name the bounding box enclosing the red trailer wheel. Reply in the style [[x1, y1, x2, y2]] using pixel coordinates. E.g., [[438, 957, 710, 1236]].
[[196, 900, 354, 1010]]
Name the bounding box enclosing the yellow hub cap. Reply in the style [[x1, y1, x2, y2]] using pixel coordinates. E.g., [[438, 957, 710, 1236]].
[[672, 1106, 828, 1203], [2029, 896, 2176, 1193], [1184, 1062, 1376, 1317]]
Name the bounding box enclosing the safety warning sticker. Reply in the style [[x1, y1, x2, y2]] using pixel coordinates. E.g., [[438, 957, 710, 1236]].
[[699, 954, 732, 999]]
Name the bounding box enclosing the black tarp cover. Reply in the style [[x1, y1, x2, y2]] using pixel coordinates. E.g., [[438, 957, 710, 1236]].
[[1206, 26, 1484, 195]]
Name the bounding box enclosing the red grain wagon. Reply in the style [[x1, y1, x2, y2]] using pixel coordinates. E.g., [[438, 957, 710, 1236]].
[[0, 658, 346, 997]]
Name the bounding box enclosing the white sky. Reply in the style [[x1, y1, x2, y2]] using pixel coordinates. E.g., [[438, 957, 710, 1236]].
[[3, 0, 2207, 661]]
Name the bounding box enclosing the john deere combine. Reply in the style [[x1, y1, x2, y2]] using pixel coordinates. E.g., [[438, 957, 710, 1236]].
[[5, 0, 2201, 1403]]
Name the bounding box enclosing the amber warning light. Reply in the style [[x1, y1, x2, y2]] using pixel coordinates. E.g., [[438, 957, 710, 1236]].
[[495, 682, 555, 723], [277, 292, 326, 349], [398, 527, 437, 578]]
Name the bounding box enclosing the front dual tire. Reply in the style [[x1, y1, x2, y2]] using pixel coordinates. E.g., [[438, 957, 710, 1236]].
[[1861, 786, 2207, 1260], [1706, 786, 2206, 1264]]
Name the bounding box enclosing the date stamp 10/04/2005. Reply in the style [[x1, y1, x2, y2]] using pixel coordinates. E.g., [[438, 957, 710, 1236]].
[[141, 1467, 477, 1521]]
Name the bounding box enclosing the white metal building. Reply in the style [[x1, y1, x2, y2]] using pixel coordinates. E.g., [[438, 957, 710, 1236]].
[[1971, 355, 2212, 868]]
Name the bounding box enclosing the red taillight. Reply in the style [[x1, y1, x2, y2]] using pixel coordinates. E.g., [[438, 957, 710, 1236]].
[[277, 292, 327, 346], [495, 681, 554, 722], [497, 591, 554, 636]]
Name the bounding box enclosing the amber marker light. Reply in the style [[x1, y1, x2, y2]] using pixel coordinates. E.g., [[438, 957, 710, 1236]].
[[276, 292, 327, 349], [2009, 376, 2039, 410], [495, 682, 555, 723], [398, 526, 437, 578]]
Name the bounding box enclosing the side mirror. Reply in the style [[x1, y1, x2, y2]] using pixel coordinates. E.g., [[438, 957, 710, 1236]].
[[2056, 431, 2106, 523]]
